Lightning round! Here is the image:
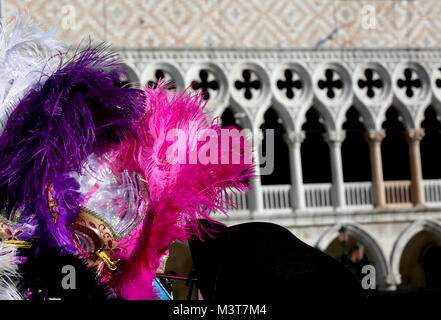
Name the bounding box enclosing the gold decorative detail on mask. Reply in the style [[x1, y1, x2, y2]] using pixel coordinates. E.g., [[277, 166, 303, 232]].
[[96, 246, 119, 272], [46, 182, 59, 224], [3, 239, 32, 249]]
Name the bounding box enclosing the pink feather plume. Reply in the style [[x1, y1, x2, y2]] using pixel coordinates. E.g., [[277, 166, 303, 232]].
[[107, 83, 255, 299]]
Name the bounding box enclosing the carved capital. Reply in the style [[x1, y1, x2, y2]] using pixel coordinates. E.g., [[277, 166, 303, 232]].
[[404, 128, 425, 143], [364, 130, 386, 145], [323, 130, 346, 145], [283, 131, 305, 146]]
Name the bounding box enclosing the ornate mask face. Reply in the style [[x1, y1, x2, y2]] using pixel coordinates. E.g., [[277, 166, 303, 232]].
[[68, 156, 151, 275]]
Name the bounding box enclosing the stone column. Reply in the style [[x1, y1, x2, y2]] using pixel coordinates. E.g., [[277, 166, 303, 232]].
[[248, 130, 264, 214], [364, 130, 386, 208], [283, 131, 305, 210], [405, 128, 425, 207], [324, 131, 346, 209]]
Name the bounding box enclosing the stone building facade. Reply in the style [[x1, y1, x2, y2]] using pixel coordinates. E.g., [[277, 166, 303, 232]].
[[4, 0, 441, 291]]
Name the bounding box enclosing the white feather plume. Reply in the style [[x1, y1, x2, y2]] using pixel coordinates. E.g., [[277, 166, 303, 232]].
[[0, 243, 22, 300], [0, 13, 62, 134]]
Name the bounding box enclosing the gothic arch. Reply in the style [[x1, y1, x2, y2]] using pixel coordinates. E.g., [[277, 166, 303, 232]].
[[350, 61, 393, 131], [431, 90, 441, 122], [390, 219, 441, 285], [420, 105, 441, 179], [341, 107, 371, 182], [424, 101, 441, 126], [378, 102, 415, 129], [303, 98, 336, 132], [316, 223, 390, 288], [392, 62, 432, 129], [381, 106, 411, 181], [255, 102, 295, 133], [216, 103, 253, 131], [301, 106, 332, 184], [414, 99, 434, 129], [259, 107, 291, 185], [339, 100, 376, 131]]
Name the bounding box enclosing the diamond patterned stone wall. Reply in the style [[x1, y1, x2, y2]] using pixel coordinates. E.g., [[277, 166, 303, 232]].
[[3, 0, 441, 48]]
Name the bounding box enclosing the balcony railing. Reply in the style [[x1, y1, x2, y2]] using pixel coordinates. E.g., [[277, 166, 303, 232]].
[[222, 188, 248, 212], [304, 183, 333, 208], [423, 179, 441, 205], [262, 184, 291, 211], [384, 180, 412, 206], [344, 182, 373, 208], [221, 179, 441, 215]]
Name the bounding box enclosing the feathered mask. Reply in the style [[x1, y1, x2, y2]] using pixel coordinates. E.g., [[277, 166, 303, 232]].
[[0, 37, 145, 252], [0, 15, 254, 301], [69, 84, 255, 299]]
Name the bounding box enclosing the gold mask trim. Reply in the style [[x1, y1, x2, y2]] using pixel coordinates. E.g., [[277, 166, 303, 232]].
[[3, 240, 32, 249], [96, 246, 119, 271]]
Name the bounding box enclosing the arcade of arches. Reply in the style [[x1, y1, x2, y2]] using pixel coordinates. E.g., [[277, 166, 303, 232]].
[[114, 40, 441, 293], [220, 105, 441, 290], [220, 104, 441, 210]]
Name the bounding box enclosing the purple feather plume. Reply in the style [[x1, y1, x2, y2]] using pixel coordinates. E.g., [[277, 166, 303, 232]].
[[0, 43, 145, 252]]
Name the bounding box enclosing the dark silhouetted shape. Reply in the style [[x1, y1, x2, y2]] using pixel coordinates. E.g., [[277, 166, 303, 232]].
[[190, 221, 366, 303]]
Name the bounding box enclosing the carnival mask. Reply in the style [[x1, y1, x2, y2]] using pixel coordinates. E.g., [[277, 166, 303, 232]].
[[68, 155, 151, 275]]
